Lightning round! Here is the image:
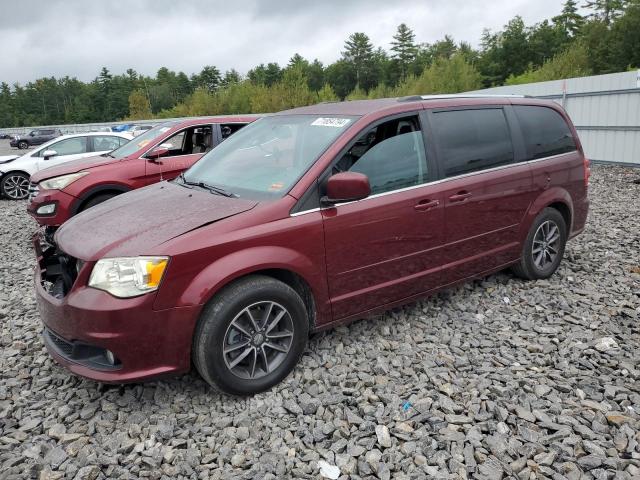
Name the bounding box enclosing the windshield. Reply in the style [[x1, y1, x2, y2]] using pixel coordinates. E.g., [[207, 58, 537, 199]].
[[183, 114, 356, 199], [109, 123, 175, 159]]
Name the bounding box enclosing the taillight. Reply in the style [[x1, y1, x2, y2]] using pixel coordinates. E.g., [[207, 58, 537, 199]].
[[583, 156, 590, 187]]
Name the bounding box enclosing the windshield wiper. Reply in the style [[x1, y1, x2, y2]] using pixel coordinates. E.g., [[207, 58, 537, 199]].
[[177, 173, 238, 198], [101, 152, 114, 158]]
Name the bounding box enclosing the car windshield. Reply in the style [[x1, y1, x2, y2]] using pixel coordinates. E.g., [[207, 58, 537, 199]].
[[182, 114, 356, 199], [108, 123, 175, 159]]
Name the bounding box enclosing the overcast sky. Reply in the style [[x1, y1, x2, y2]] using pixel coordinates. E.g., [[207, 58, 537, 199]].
[[1, 0, 571, 85]]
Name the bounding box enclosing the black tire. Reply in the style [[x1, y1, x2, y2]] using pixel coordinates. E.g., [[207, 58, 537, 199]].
[[512, 207, 567, 280], [193, 275, 309, 395], [18, 141, 28, 149], [80, 193, 117, 211], [1, 172, 30, 200]]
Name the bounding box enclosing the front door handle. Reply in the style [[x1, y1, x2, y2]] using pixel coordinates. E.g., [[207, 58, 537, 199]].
[[448, 191, 472, 202], [414, 199, 440, 211]]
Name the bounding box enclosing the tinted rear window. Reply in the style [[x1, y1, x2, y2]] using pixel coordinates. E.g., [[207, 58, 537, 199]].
[[514, 105, 577, 160], [432, 108, 514, 178]]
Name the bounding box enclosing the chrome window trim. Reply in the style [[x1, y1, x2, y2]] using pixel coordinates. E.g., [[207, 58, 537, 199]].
[[288, 150, 577, 216]]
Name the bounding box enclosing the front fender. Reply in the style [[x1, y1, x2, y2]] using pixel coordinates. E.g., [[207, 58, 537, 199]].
[[154, 246, 331, 323]]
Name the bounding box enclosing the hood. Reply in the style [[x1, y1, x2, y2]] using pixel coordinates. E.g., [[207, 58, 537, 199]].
[[56, 182, 257, 260], [0, 155, 18, 165], [30, 154, 120, 183]]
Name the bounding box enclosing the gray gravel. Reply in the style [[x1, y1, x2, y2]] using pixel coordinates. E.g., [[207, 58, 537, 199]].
[[0, 165, 639, 479]]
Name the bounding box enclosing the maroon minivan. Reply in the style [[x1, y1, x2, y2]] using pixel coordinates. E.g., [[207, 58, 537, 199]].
[[34, 95, 589, 394]]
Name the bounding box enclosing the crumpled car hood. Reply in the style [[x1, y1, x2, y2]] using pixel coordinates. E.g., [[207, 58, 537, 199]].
[[55, 182, 257, 260]]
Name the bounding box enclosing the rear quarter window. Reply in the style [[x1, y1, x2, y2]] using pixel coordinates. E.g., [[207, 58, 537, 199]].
[[432, 108, 514, 178], [514, 105, 577, 160]]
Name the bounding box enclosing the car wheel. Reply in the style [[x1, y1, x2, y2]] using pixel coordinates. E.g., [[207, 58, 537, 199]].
[[1, 172, 30, 200], [81, 193, 117, 211], [193, 275, 309, 395], [512, 207, 567, 280], [18, 141, 28, 149]]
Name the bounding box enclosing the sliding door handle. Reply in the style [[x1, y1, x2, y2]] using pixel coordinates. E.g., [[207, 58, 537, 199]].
[[448, 191, 472, 202], [414, 199, 440, 211]]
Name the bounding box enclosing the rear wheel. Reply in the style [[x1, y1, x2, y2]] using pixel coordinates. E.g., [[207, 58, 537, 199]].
[[1, 172, 30, 199], [18, 141, 28, 149], [193, 275, 309, 395], [512, 207, 567, 280]]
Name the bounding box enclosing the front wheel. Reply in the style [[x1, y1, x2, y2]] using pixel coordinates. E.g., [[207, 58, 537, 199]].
[[1, 172, 30, 199], [80, 193, 117, 212], [18, 141, 28, 149], [512, 207, 567, 280], [192, 275, 309, 395]]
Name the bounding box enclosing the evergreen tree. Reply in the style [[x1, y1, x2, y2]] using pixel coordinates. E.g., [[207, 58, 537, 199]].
[[342, 32, 375, 89], [390, 23, 417, 79], [221, 69, 241, 87], [583, 0, 627, 24], [553, 0, 585, 36], [316, 84, 338, 102], [306, 60, 325, 91], [192, 65, 221, 92]]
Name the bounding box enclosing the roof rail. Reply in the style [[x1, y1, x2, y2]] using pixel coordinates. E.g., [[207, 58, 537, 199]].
[[398, 93, 528, 102]]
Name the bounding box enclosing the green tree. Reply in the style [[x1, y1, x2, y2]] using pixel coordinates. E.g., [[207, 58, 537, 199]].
[[505, 42, 591, 84], [390, 23, 417, 79], [192, 65, 221, 92], [306, 59, 325, 91], [248, 63, 282, 86], [316, 83, 338, 102], [342, 32, 376, 90], [397, 54, 482, 95], [221, 69, 242, 87], [552, 0, 585, 36], [127, 89, 152, 119], [607, 0, 640, 70], [325, 59, 357, 99], [583, 0, 627, 24]]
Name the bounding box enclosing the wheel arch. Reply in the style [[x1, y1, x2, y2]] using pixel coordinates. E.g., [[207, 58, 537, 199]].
[[158, 247, 328, 331], [520, 187, 574, 241], [72, 184, 131, 214], [1, 169, 31, 179]]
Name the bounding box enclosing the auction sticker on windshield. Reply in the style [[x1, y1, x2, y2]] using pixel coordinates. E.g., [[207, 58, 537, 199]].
[[311, 118, 351, 128]]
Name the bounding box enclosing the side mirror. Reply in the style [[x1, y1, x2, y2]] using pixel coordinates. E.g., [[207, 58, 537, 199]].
[[147, 147, 169, 161], [322, 172, 370, 204], [29, 132, 35, 137], [42, 149, 57, 160]]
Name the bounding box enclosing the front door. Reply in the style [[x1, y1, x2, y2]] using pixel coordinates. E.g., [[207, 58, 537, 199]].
[[38, 136, 90, 171], [322, 114, 446, 319], [143, 125, 213, 184]]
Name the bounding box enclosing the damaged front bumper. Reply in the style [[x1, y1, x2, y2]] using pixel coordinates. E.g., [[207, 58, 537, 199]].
[[32, 233, 199, 383]]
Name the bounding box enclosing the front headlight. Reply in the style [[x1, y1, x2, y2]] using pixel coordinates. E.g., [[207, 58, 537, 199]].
[[40, 171, 89, 190], [88, 256, 169, 298]]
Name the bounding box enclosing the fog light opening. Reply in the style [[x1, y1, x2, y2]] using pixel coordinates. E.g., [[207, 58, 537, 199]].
[[36, 203, 56, 215]]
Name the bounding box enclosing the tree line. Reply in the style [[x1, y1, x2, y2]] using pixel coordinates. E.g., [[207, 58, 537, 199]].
[[1, 0, 639, 127]]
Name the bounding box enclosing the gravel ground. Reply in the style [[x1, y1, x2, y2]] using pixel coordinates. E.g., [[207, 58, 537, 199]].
[[0, 165, 639, 480], [0, 139, 30, 156]]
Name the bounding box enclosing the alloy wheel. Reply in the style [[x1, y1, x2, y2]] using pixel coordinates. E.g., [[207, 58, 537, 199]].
[[223, 301, 295, 380], [532, 220, 560, 270], [3, 174, 29, 199]]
